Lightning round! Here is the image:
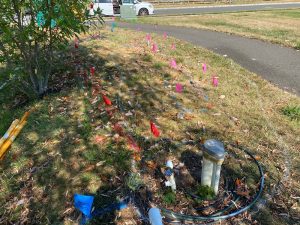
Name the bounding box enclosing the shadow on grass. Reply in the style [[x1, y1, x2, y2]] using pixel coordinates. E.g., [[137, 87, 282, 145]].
[[0, 34, 175, 224], [0, 31, 297, 225]]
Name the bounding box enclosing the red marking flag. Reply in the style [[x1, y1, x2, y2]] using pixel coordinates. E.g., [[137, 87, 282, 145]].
[[74, 38, 79, 49], [90, 66, 95, 76], [102, 94, 112, 106], [150, 121, 160, 137]]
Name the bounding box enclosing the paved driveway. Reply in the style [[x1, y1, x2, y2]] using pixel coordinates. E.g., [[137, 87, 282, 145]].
[[116, 22, 300, 95]]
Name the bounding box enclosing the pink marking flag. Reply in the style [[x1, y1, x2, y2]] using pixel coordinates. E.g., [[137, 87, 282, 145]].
[[152, 43, 158, 53], [112, 16, 115, 21], [212, 76, 219, 87], [175, 83, 183, 93], [146, 34, 151, 45], [163, 32, 167, 39], [171, 43, 176, 50], [202, 63, 207, 73], [170, 59, 177, 69]]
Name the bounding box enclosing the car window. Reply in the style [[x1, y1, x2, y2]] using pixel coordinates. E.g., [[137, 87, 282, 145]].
[[122, 0, 134, 4], [95, 0, 111, 3]]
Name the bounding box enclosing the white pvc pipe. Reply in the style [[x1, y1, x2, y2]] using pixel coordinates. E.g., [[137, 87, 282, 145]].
[[165, 160, 176, 191], [201, 157, 214, 188], [149, 208, 163, 225]]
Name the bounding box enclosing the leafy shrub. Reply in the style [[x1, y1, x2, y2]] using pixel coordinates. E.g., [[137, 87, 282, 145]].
[[0, 0, 103, 98]]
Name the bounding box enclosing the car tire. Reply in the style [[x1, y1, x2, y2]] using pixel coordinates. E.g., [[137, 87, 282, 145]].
[[138, 8, 149, 16]]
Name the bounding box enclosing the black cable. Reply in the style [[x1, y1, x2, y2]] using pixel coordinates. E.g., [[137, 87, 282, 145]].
[[158, 143, 265, 222]]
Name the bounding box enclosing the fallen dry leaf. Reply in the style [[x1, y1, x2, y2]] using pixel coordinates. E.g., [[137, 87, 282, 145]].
[[184, 114, 195, 120], [94, 135, 107, 144], [235, 178, 242, 187], [236, 189, 250, 198], [133, 153, 141, 161], [83, 165, 95, 172], [207, 103, 214, 109], [146, 161, 157, 169], [254, 155, 261, 160]]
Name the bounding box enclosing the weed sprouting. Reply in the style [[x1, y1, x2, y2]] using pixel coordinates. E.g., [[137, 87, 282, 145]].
[[282, 105, 300, 121]]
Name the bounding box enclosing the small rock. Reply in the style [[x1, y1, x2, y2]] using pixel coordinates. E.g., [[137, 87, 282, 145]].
[[170, 95, 177, 100], [96, 161, 105, 167], [16, 199, 25, 206], [230, 116, 239, 122], [177, 162, 185, 168], [177, 112, 185, 119], [125, 111, 133, 116], [219, 95, 225, 99], [200, 108, 208, 113], [182, 107, 193, 113], [175, 102, 182, 109]]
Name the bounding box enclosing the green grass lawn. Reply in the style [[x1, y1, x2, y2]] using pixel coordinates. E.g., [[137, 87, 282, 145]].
[[138, 9, 300, 49], [153, 0, 300, 8], [0, 27, 299, 224]]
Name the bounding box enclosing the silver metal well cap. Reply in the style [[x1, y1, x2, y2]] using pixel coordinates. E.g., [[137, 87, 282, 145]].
[[203, 139, 225, 160]]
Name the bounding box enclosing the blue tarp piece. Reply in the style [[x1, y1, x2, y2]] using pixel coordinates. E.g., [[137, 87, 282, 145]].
[[74, 194, 94, 217], [74, 194, 129, 225]]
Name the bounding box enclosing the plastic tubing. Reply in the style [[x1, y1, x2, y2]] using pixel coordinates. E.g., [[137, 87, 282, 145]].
[[159, 143, 265, 222], [0, 119, 19, 147], [0, 120, 27, 160], [0, 110, 32, 160]]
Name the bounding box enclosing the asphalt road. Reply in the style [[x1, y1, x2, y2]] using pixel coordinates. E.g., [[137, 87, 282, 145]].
[[115, 22, 300, 95], [154, 2, 300, 15]]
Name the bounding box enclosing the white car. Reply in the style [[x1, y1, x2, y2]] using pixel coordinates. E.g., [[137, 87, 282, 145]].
[[93, 0, 154, 16]]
